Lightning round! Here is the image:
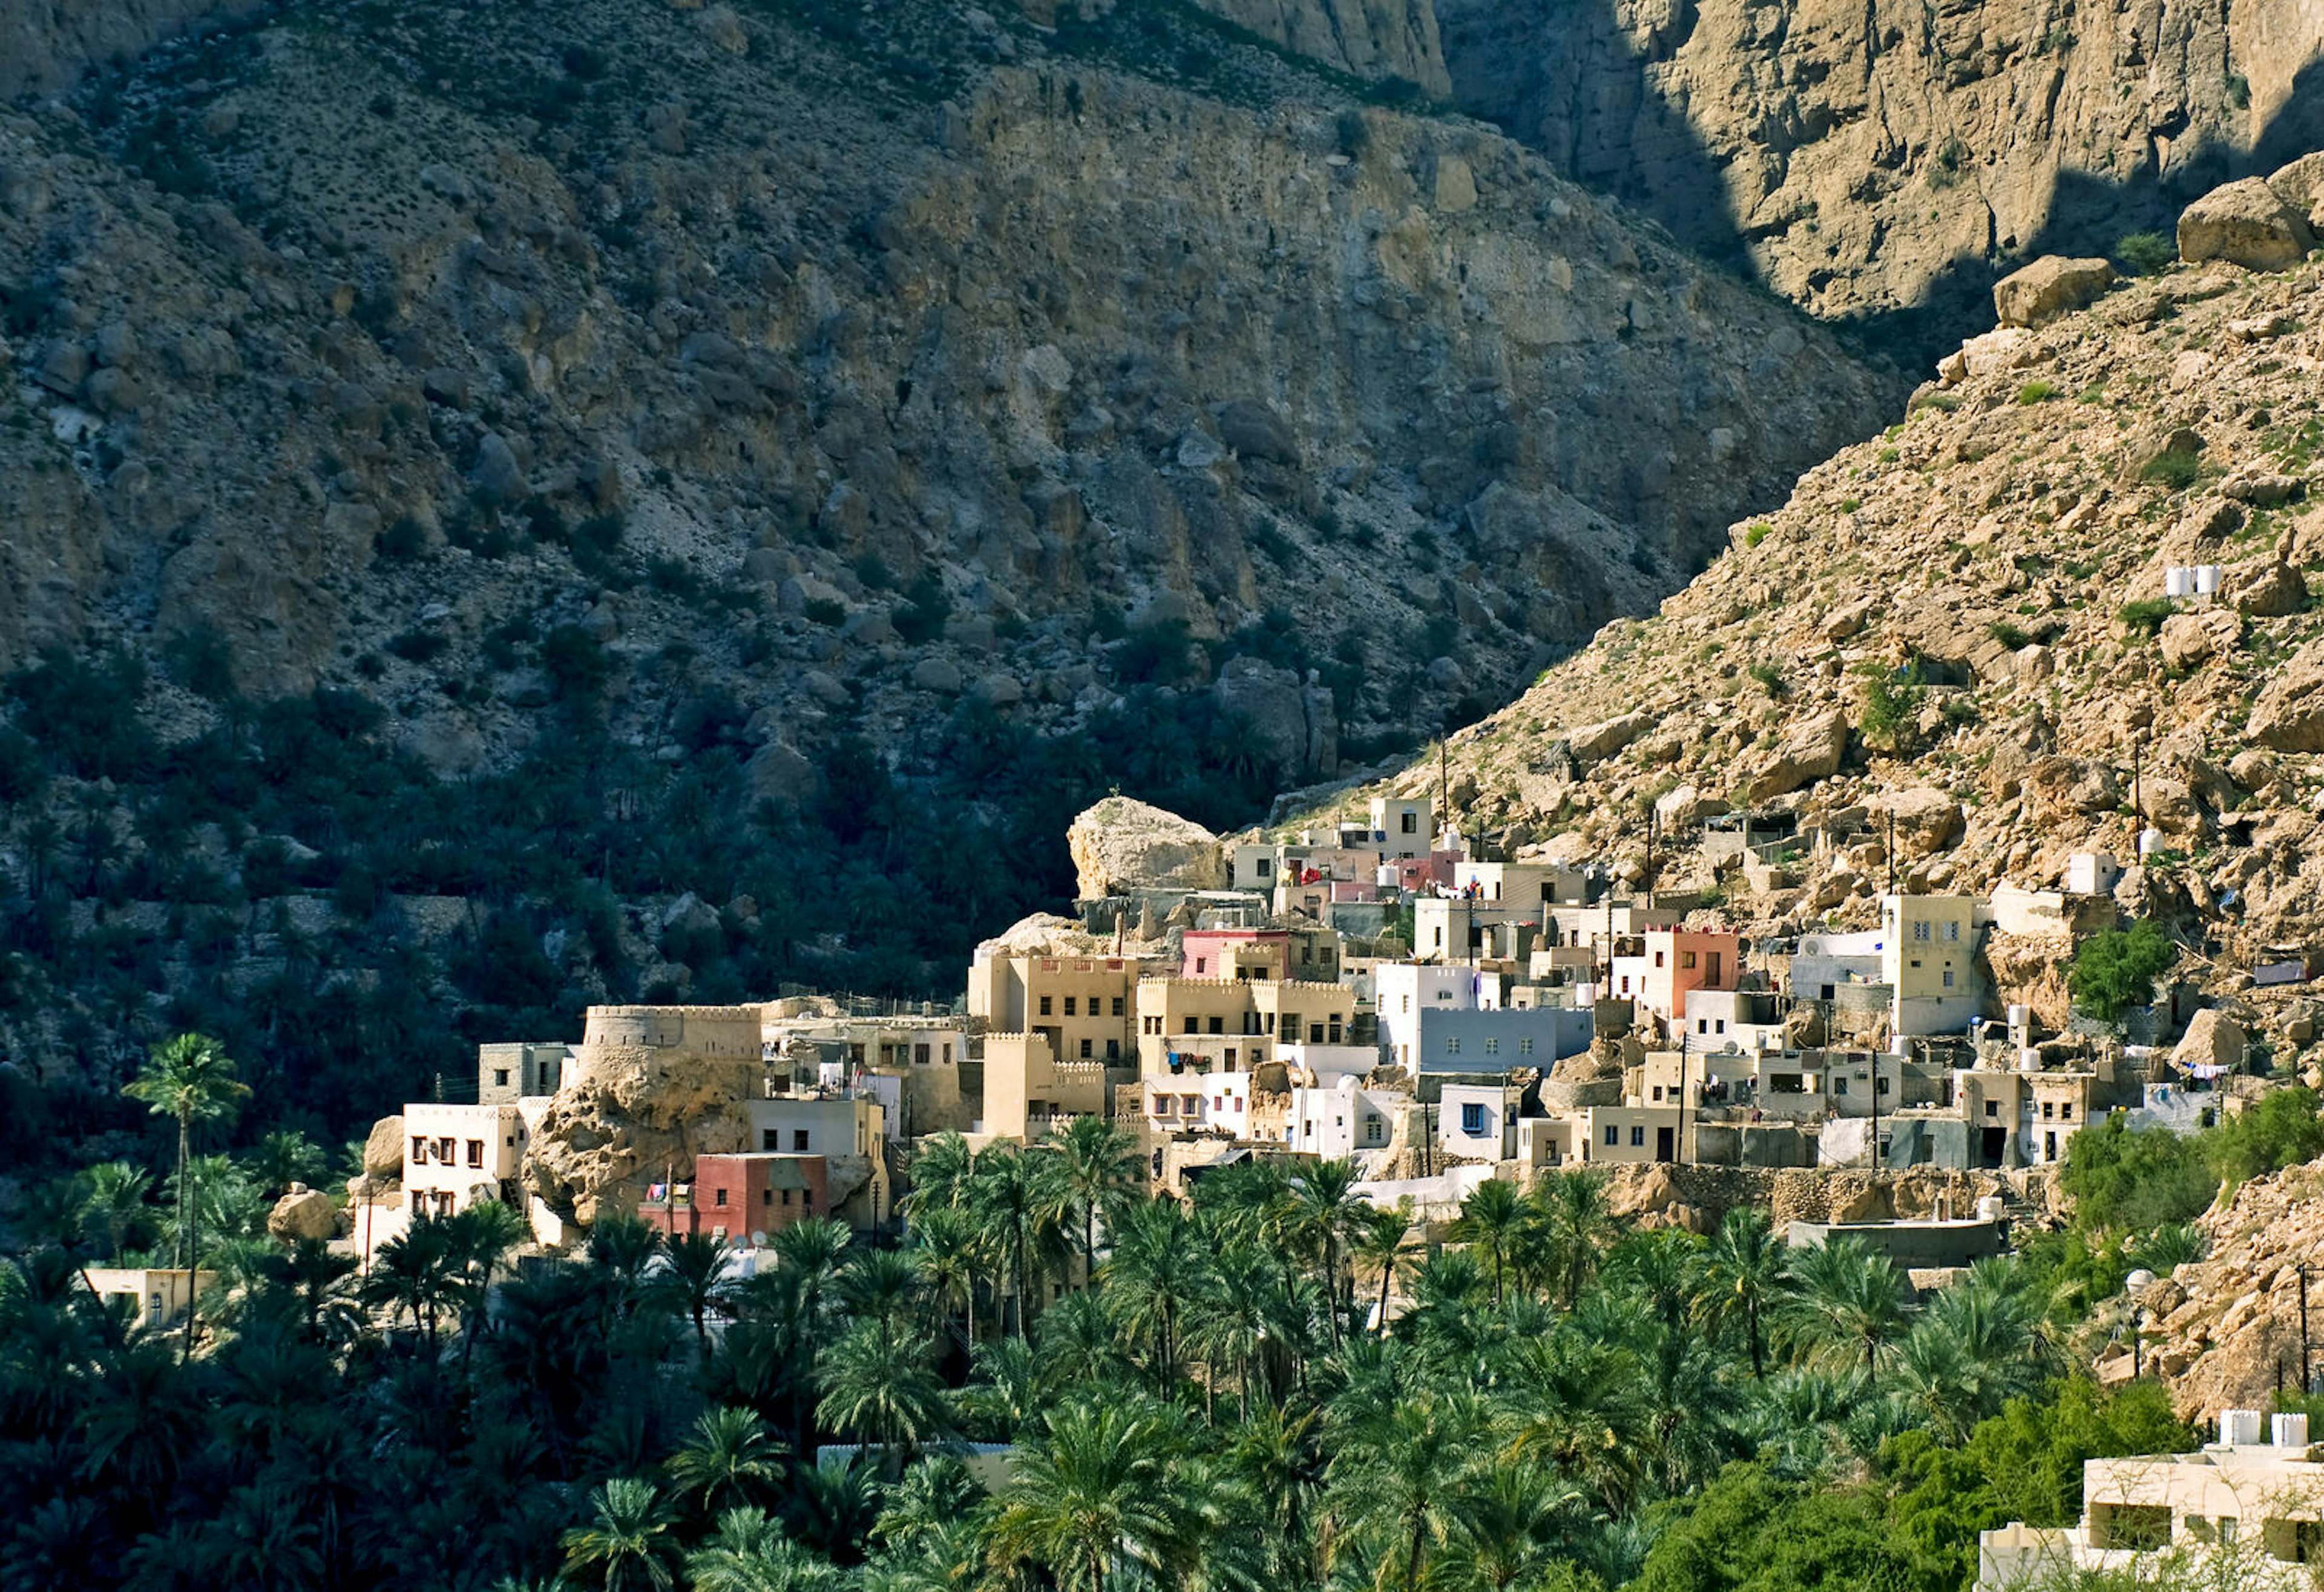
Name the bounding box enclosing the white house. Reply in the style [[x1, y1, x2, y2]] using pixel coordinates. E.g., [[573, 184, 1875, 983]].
[[1285, 1077, 1397, 1159]]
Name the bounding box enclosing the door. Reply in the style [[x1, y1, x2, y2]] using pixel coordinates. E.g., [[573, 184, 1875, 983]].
[[1980, 1127, 2006, 1167], [1656, 1127, 1675, 1162], [1707, 952, 1722, 984]]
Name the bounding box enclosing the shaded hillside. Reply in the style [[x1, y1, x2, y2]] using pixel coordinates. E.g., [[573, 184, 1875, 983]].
[[0, 0, 1889, 1150], [1436, 0, 2324, 362]]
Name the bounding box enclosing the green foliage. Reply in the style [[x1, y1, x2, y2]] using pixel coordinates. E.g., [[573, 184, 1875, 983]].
[[2060, 1117, 2216, 1232], [1884, 1380, 2193, 1584], [1744, 523, 1773, 548], [2117, 598, 2173, 637], [2067, 919, 2176, 1020], [2139, 449, 2203, 490], [1856, 661, 1925, 745], [2115, 232, 2175, 275], [8, 645, 154, 781], [1747, 661, 1786, 697], [2016, 380, 2059, 405], [1988, 620, 2032, 651], [541, 624, 614, 698], [1634, 1463, 1937, 1592], [802, 598, 845, 627], [890, 571, 952, 646], [2208, 1086, 2324, 1188]]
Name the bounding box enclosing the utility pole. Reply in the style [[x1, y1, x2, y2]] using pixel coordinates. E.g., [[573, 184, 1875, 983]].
[[2286, 1264, 2305, 1394], [1646, 808, 1656, 900], [1886, 811, 1897, 898], [1676, 1030, 1689, 1168], [1869, 1049, 1882, 1173]]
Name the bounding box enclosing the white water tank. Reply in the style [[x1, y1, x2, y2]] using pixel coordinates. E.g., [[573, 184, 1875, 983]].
[[1975, 1195, 2004, 1222], [2138, 827, 2165, 859], [2194, 564, 2223, 596], [2221, 1409, 2265, 1447], [2007, 1003, 2029, 1031], [2165, 566, 2195, 598], [2277, 1413, 2311, 1450], [2018, 1047, 2041, 1072]]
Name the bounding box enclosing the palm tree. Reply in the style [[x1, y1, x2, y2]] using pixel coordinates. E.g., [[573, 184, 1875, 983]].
[[255, 1238, 363, 1347], [1699, 1207, 1787, 1379], [770, 1217, 852, 1347], [903, 1133, 977, 1216], [1289, 1160, 1370, 1348], [970, 1146, 1068, 1340], [987, 1393, 1207, 1592], [241, 1129, 329, 1199], [1351, 1206, 1413, 1337], [1042, 1116, 1139, 1285], [835, 1246, 921, 1338], [1531, 1168, 1615, 1309], [1100, 1197, 1210, 1390], [589, 1211, 665, 1316], [1448, 1179, 1525, 1306], [1785, 1235, 1910, 1379], [654, 1231, 736, 1355], [686, 1506, 841, 1592], [908, 1205, 982, 1348], [79, 1161, 156, 1263], [122, 1033, 249, 1358], [448, 1198, 531, 1357], [363, 1217, 463, 1350], [561, 1476, 681, 1592], [1187, 1241, 1273, 1418], [816, 1318, 950, 1465], [1434, 1455, 1582, 1592], [1325, 1390, 1487, 1592], [668, 1405, 787, 1516]]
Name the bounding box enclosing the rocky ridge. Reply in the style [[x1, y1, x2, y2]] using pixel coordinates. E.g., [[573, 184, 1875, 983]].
[[1436, 0, 2324, 352], [1337, 184, 2324, 1060], [0, 0, 1886, 773]]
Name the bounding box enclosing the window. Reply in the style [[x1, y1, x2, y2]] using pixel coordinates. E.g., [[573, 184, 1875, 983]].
[[1039, 995, 1053, 1016], [1630, 1126, 1646, 1146], [1401, 811, 1417, 834], [1604, 1125, 1620, 1146], [467, 1140, 484, 1168], [493, 1068, 509, 1087], [1681, 950, 1697, 969], [1984, 1101, 1998, 1118], [1460, 1103, 1487, 1134], [411, 1136, 426, 1163], [1912, 921, 1931, 942], [1835, 1077, 1850, 1096], [1064, 996, 1077, 1016], [915, 1043, 930, 1065], [793, 1130, 810, 1153], [1080, 1038, 1093, 1059], [1654, 951, 1666, 969], [1876, 1076, 1890, 1096], [1698, 1019, 1709, 1033], [1365, 1118, 1384, 1142], [1945, 921, 1960, 941], [436, 1137, 455, 1162], [1484, 1037, 1500, 1055], [1208, 1017, 1224, 1035], [1156, 1096, 1176, 1116], [1401, 995, 1411, 1013], [1106, 1039, 1120, 1061], [944, 1043, 954, 1064], [1942, 970, 1955, 988], [1518, 1037, 1535, 1055], [1145, 1016, 1162, 1035], [763, 1130, 780, 1150], [781, 1188, 793, 1206], [2042, 1100, 2054, 1120], [1310, 1022, 1325, 1043], [1112, 998, 1124, 1017], [1652, 1086, 1664, 1102], [1446, 1036, 1462, 1054], [802, 1190, 813, 1210], [714, 1188, 729, 1208], [1195, 958, 1208, 975], [763, 1189, 773, 1205], [2061, 1103, 2073, 1120]]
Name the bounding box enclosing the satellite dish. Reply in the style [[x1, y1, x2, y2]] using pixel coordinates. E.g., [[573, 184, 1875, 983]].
[[749, 1231, 768, 1249]]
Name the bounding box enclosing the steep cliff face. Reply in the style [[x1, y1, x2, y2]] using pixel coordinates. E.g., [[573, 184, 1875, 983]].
[[1436, 0, 2324, 352], [0, 0, 1887, 749], [1186, 0, 1449, 97], [0, 0, 261, 98]]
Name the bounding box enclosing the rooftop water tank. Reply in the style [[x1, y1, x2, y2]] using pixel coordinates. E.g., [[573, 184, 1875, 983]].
[[2277, 1412, 2311, 1450], [2222, 1409, 2265, 1447]]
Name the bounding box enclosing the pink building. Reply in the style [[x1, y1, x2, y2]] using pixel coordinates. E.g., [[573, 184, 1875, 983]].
[[1611, 929, 1740, 1023], [1180, 929, 1290, 981]]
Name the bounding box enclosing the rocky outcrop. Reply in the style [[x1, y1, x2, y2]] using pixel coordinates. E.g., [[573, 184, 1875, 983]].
[[2178, 177, 2317, 272], [266, 1185, 341, 1242], [363, 1115, 405, 1179], [1435, 0, 2324, 346], [0, 0, 260, 99], [1331, 243, 2324, 992], [1186, 0, 1449, 96], [2137, 1158, 2324, 1416], [524, 1044, 760, 1228], [1993, 257, 2116, 329], [1066, 798, 1226, 900]]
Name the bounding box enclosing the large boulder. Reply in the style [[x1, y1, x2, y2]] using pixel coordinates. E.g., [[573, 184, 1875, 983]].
[[2171, 1009, 2243, 1073], [1876, 787, 1963, 855], [1065, 797, 1226, 900], [1568, 711, 1649, 763], [2248, 638, 2324, 752], [1992, 255, 2115, 327], [1747, 709, 1848, 802], [364, 1114, 406, 1178], [2267, 153, 2324, 232], [1212, 656, 1338, 780], [267, 1185, 340, 1242], [2159, 607, 2243, 671], [2178, 177, 2316, 272]]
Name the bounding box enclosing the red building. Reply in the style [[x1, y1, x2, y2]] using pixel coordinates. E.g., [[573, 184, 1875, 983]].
[[638, 1153, 829, 1242]]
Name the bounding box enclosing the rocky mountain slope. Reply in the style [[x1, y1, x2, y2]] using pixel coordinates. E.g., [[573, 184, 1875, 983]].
[[0, 0, 1883, 763], [1436, 0, 2324, 357], [1350, 182, 2324, 1048], [0, 0, 1894, 1141]]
